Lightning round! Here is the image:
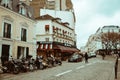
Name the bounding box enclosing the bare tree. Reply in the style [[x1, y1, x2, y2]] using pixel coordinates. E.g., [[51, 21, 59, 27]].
[[101, 32, 120, 54]]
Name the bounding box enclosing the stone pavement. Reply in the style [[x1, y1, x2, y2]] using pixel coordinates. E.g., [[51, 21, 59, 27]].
[[95, 55, 117, 80], [104, 56, 120, 80]]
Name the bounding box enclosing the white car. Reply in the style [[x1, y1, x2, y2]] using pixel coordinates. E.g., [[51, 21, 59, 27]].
[[88, 53, 96, 58]]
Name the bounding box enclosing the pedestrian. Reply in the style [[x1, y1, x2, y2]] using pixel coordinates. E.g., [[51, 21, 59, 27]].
[[84, 52, 88, 63], [114, 54, 119, 79], [101, 53, 105, 60]]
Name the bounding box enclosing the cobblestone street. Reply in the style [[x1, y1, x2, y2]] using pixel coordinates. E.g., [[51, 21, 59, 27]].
[[0, 56, 118, 80]]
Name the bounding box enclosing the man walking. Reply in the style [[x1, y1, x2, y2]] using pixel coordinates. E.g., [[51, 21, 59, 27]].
[[84, 52, 88, 63]]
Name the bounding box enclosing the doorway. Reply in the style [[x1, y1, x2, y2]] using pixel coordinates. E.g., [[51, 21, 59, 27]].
[[17, 46, 24, 59], [1, 45, 10, 66]]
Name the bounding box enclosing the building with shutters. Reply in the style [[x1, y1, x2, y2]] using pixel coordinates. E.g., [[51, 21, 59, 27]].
[[36, 14, 79, 60], [20, 0, 78, 60], [0, 0, 36, 65]]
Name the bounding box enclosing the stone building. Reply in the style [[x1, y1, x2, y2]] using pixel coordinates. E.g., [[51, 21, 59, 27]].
[[21, 0, 73, 18], [0, 0, 36, 65]]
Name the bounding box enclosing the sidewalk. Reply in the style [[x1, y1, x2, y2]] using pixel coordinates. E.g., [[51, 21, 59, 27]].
[[97, 55, 118, 80], [105, 55, 116, 80]]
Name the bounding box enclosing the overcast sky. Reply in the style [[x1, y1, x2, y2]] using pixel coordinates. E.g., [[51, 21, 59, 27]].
[[71, 0, 120, 48]]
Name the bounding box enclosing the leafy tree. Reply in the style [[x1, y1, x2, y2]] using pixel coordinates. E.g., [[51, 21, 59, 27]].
[[101, 32, 120, 54]]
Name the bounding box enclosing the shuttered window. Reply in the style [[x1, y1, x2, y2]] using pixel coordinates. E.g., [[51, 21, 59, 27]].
[[21, 28, 27, 41], [3, 22, 11, 38], [45, 25, 49, 32]]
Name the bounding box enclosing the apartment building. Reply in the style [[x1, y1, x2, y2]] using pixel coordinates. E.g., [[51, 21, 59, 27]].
[[0, 0, 36, 65], [85, 25, 120, 54], [36, 14, 79, 60]]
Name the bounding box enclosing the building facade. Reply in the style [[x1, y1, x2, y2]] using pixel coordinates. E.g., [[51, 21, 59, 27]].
[[0, 0, 36, 65], [85, 25, 120, 54], [22, 0, 74, 18], [20, 0, 77, 60], [36, 14, 79, 60]]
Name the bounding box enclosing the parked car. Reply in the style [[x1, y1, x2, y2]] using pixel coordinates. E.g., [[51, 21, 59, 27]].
[[88, 53, 96, 58], [68, 53, 83, 62]]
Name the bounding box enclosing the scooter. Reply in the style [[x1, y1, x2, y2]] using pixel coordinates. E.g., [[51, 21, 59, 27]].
[[3, 57, 19, 74], [0, 65, 7, 73], [55, 58, 62, 66]]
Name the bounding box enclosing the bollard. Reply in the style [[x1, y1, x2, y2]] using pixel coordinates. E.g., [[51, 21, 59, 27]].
[[115, 56, 118, 79]]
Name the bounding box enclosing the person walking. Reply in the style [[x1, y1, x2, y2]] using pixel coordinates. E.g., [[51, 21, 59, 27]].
[[115, 54, 119, 79], [84, 52, 88, 63], [101, 53, 105, 60]]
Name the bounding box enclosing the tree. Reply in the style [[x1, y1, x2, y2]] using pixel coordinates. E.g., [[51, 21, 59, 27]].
[[101, 32, 120, 54]]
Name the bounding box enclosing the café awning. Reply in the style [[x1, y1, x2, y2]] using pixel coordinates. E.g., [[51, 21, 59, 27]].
[[53, 45, 79, 53]]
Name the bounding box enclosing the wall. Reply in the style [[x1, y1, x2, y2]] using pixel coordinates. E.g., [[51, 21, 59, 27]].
[[40, 9, 75, 29], [0, 6, 36, 59]]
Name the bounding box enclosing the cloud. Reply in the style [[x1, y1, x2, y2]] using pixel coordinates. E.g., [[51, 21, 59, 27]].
[[71, 0, 120, 48]]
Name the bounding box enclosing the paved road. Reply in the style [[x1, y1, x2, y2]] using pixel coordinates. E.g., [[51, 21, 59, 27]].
[[0, 56, 115, 80]]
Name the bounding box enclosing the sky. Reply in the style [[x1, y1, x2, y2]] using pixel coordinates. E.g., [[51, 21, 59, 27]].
[[71, 0, 120, 49]]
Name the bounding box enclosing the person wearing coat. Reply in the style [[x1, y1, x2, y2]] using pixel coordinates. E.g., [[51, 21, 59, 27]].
[[84, 52, 88, 63]]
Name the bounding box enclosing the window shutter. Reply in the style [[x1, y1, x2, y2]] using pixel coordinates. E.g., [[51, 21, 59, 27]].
[[8, 24, 11, 38], [45, 25, 49, 32]]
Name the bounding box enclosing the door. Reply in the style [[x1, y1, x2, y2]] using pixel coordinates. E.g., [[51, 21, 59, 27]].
[[26, 47, 29, 58], [1, 45, 10, 66], [17, 46, 24, 59]]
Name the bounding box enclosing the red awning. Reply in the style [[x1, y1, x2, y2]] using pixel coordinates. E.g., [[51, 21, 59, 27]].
[[70, 48, 80, 52], [38, 44, 52, 50], [53, 45, 79, 53]]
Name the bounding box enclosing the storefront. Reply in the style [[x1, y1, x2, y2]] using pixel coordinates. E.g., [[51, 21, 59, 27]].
[[37, 42, 80, 61], [53, 45, 79, 60]]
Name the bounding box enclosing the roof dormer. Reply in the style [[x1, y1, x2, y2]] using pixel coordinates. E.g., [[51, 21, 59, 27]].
[[1, 0, 12, 9], [18, 2, 27, 16]]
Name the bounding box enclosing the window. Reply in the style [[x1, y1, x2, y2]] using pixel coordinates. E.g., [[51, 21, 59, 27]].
[[1, 0, 12, 9], [45, 38, 49, 42], [28, 11, 32, 17], [1, 0, 9, 7], [45, 25, 49, 33], [53, 26, 56, 32], [3, 22, 11, 38], [21, 28, 27, 41], [19, 5, 26, 15]]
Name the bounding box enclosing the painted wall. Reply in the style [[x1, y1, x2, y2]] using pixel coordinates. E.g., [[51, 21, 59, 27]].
[[40, 9, 75, 29], [36, 18, 75, 45]]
